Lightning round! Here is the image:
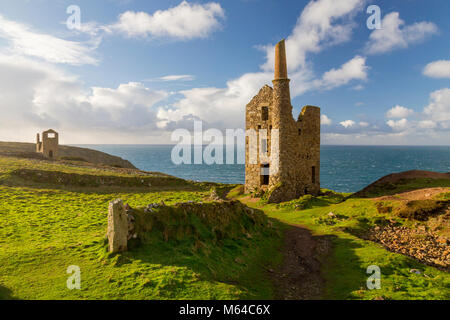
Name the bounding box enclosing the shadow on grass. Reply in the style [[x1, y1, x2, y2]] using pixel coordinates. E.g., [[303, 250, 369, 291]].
[[320, 234, 367, 300], [113, 217, 367, 300], [109, 216, 282, 300], [0, 176, 215, 195], [0, 285, 16, 300]]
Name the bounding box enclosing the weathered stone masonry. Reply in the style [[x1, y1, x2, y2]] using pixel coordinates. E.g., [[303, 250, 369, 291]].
[[245, 40, 320, 203], [36, 129, 59, 159]]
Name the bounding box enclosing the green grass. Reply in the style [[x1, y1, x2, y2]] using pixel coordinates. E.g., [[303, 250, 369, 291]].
[[0, 156, 282, 300], [1, 155, 449, 300], [241, 191, 450, 300], [0, 184, 282, 299]]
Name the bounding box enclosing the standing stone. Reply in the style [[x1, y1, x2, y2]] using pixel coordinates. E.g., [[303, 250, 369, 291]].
[[107, 199, 128, 253]]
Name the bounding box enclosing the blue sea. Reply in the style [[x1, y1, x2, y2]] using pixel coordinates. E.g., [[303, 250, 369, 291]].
[[74, 145, 450, 193]]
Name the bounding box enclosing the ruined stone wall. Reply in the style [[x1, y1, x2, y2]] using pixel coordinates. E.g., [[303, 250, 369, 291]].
[[245, 86, 321, 202], [264, 104, 320, 203], [245, 85, 273, 193], [297, 106, 321, 195], [244, 39, 320, 203]]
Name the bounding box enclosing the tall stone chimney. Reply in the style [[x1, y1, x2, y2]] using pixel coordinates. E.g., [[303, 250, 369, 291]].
[[274, 39, 288, 80], [270, 39, 294, 196]]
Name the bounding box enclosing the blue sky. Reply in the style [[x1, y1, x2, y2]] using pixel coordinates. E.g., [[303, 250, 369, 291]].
[[0, 0, 449, 144]]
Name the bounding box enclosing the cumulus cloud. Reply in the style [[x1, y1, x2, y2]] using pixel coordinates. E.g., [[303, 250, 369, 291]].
[[159, 0, 368, 130], [423, 60, 450, 79], [387, 118, 409, 130], [365, 12, 438, 54], [423, 88, 450, 122], [321, 114, 332, 125], [0, 14, 99, 66], [417, 120, 437, 129], [107, 1, 225, 40], [386, 105, 414, 118], [0, 53, 173, 143], [315, 55, 368, 89], [157, 72, 272, 130], [340, 120, 355, 128], [262, 0, 364, 72]]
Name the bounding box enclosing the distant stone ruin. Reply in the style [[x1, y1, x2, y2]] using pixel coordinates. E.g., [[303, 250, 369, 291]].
[[245, 40, 321, 203], [36, 129, 59, 159]]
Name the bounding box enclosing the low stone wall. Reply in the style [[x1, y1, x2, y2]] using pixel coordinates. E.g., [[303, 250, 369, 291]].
[[10, 168, 189, 188], [106, 199, 272, 252]]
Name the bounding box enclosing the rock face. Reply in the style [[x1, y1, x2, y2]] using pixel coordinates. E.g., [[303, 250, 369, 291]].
[[245, 40, 320, 203], [107, 199, 128, 253]]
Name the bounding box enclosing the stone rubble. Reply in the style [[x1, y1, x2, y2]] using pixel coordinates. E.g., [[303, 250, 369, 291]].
[[367, 224, 449, 271]]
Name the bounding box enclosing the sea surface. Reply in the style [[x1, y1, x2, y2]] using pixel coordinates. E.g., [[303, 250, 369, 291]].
[[74, 145, 450, 193]]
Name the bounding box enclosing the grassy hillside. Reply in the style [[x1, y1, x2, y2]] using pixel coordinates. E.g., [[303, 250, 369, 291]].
[[0, 155, 448, 300], [0, 156, 281, 300], [238, 187, 449, 300], [0, 141, 136, 169]]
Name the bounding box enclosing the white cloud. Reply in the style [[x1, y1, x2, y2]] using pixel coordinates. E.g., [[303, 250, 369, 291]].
[[158, 72, 272, 129], [0, 14, 99, 66], [88, 82, 168, 118], [423, 60, 450, 79], [387, 118, 409, 130], [340, 120, 355, 128], [423, 88, 450, 121], [156, 0, 368, 131], [321, 114, 332, 125], [386, 105, 414, 118], [158, 74, 195, 82], [315, 55, 368, 89], [355, 102, 364, 107], [323, 88, 450, 144], [365, 12, 438, 54], [262, 0, 364, 72], [417, 120, 436, 129], [0, 53, 174, 143], [108, 1, 225, 40]]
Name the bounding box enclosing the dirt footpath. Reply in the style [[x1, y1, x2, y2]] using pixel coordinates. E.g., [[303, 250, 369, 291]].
[[271, 225, 332, 300]]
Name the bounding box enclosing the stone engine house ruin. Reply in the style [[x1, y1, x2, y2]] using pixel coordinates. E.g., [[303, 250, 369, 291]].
[[36, 129, 59, 159], [245, 40, 320, 203]]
